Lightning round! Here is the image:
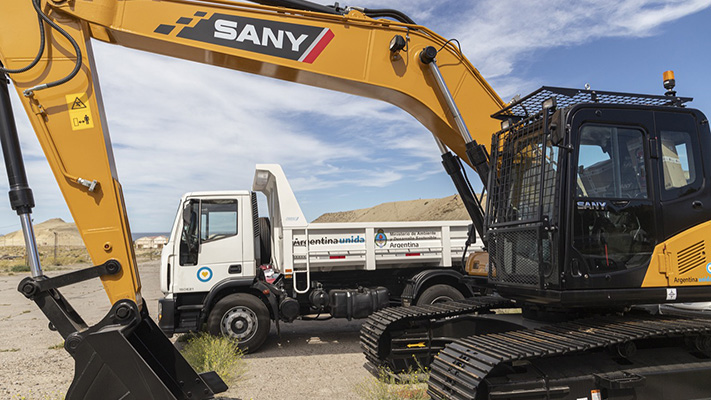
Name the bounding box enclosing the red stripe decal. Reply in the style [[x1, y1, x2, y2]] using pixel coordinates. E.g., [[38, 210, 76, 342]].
[[302, 29, 334, 64], [406, 253, 421, 257], [330, 255, 346, 259]]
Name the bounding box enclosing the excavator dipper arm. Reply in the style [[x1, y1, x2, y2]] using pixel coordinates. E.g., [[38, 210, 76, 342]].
[[0, 1, 503, 399]]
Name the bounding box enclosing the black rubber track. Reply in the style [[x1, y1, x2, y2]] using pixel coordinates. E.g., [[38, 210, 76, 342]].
[[427, 314, 711, 400], [360, 295, 515, 373]]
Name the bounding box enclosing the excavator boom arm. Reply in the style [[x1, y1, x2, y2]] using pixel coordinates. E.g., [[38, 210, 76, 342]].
[[0, 0, 502, 305]]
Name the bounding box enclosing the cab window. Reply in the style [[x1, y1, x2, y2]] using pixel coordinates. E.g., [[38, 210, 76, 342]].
[[179, 200, 199, 266], [656, 112, 701, 200], [577, 125, 647, 199], [660, 130, 696, 194], [200, 200, 238, 242]]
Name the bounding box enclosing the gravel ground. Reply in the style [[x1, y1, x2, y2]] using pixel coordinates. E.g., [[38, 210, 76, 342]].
[[0, 261, 371, 400]]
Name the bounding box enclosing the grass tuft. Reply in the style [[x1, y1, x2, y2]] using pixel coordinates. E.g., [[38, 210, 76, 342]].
[[11, 390, 65, 399], [180, 333, 247, 387], [10, 265, 30, 272], [48, 342, 64, 350], [355, 366, 429, 400]]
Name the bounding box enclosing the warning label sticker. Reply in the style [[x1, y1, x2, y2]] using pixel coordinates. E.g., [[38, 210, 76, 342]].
[[65, 93, 94, 131]]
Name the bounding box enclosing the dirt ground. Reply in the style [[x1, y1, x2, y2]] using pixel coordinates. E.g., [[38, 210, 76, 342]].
[[0, 261, 370, 400]]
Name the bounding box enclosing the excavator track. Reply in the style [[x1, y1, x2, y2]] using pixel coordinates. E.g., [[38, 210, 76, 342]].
[[428, 314, 711, 400], [360, 295, 516, 373]]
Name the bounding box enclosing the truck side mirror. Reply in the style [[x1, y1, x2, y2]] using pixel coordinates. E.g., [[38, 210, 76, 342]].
[[183, 201, 193, 224]]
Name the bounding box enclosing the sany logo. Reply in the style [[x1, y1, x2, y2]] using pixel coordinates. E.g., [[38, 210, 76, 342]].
[[214, 20, 309, 52], [165, 13, 334, 63], [577, 201, 607, 211]]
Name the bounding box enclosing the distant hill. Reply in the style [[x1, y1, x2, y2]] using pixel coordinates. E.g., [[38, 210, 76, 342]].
[[0, 195, 475, 247], [0, 218, 84, 247], [313, 194, 476, 223]]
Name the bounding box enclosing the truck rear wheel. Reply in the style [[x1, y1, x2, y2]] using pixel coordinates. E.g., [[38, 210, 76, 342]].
[[208, 293, 270, 353], [416, 284, 465, 305]]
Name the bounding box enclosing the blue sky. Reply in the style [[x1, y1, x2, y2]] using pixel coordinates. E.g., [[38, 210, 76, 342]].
[[1, 0, 710, 234]]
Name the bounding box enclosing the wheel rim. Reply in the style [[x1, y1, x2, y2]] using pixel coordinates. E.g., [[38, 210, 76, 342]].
[[220, 306, 258, 342]]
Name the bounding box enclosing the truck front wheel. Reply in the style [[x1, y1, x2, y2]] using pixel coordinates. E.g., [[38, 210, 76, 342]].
[[415, 284, 465, 305], [208, 293, 270, 353]]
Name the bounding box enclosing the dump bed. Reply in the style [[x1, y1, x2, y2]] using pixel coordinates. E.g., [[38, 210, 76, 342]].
[[252, 164, 482, 279], [283, 221, 479, 273]]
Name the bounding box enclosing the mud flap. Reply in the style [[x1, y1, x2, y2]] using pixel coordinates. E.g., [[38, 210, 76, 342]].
[[65, 300, 227, 400]]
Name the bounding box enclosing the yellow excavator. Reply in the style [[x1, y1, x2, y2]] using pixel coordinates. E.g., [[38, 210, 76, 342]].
[[0, 0, 710, 399]]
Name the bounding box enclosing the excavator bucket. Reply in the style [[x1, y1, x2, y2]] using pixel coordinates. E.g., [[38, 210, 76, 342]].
[[18, 274, 228, 400], [64, 300, 227, 400]]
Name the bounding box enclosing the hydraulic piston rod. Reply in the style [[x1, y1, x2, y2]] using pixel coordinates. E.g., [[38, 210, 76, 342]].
[[420, 47, 474, 144], [419, 46, 491, 189], [0, 72, 42, 277]]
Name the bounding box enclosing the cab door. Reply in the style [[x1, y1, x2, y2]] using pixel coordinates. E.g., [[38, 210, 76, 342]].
[[176, 198, 244, 292], [566, 108, 658, 289]]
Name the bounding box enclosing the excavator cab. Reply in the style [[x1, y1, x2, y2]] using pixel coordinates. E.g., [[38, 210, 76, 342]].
[[487, 86, 711, 309]]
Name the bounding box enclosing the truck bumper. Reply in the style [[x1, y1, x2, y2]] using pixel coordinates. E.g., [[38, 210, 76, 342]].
[[158, 298, 176, 337]]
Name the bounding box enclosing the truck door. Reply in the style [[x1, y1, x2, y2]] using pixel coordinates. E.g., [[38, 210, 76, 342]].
[[567, 109, 658, 289], [177, 198, 244, 292]]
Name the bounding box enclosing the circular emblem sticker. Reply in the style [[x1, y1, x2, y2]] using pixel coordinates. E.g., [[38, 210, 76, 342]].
[[374, 229, 387, 248], [706, 262, 711, 274], [197, 267, 213, 282]]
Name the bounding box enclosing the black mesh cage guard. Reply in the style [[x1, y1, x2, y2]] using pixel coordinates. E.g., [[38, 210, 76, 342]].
[[486, 110, 558, 287], [493, 86, 691, 121]]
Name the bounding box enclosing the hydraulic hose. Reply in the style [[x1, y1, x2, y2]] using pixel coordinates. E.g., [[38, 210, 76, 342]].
[[249, 0, 341, 14], [21, 0, 83, 96], [248, 1, 417, 25], [361, 8, 415, 25], [0, 0, 46, 75]]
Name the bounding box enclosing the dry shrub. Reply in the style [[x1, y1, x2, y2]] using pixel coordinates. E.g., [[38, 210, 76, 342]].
[[180, 333, 247, 387], [355, 367, 429, 400]]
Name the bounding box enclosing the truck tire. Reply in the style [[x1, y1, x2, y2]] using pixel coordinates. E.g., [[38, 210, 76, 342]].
[[415, 284, 465, 305], [208, 293, 270, 353], [259, 217, 271, 264]]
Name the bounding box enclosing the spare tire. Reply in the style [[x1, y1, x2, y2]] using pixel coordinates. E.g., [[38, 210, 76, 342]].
[[259, 217, 271, 264]]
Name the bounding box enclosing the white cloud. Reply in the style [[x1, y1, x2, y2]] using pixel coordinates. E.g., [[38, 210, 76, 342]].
[[446, 0, 710, 79], [0, 0, 708, 232]]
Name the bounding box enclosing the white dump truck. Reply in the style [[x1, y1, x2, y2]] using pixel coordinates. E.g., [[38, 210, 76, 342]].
[[158, 164, 484, 352]]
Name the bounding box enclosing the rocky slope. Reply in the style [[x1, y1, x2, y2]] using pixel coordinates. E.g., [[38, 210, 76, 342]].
[[313, 194, 472, 223]]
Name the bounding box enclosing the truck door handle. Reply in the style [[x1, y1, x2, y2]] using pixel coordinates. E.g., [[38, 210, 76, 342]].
[[228, 264, 242, 274], [693, 201, 703, 209]]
